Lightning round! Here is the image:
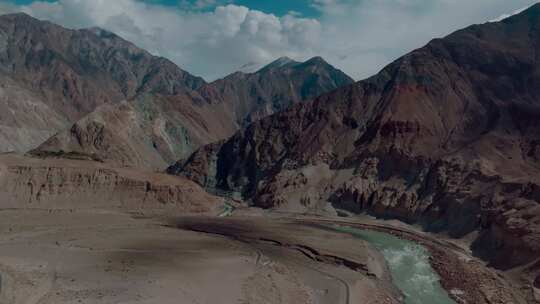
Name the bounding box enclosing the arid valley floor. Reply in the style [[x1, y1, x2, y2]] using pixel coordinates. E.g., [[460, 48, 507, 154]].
[[0, 186, 535, 304]]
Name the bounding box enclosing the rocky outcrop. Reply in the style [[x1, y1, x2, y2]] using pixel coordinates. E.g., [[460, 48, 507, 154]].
[[0, 154, 222, 213], [172, 4, 540, 290], [167, 141, 224, 188]]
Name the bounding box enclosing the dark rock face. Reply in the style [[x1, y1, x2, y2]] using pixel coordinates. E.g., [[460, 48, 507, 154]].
[[198, 56, 354, 126], [173, 4, 540, 282]]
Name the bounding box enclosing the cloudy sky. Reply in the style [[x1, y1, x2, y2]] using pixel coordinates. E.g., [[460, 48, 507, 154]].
[[1, 0, 537, 81]]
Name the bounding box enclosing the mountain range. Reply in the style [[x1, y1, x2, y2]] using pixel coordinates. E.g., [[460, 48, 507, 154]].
[[0, 6, 538, 302], [34, 55, 352, 169], [0, 13, 352, 169]]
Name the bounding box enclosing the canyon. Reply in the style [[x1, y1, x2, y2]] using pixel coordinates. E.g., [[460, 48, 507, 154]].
[[0, 5, 538, 304], [171, 4, 540, 302]]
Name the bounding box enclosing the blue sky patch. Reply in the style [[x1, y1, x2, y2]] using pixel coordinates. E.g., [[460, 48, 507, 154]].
[[14, 0, 319, 17]]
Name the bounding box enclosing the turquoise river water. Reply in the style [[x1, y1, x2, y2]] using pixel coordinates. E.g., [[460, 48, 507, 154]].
[[334, 226, 456, 304]]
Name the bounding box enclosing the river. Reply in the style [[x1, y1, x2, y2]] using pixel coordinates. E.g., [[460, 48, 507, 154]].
[[333, 226, 456, 304]]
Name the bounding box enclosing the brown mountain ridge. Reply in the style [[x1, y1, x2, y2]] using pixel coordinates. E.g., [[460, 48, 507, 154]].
[[0, 12, 206, 152], [32, 57, 352, 170], [198, 56, 354, 126]]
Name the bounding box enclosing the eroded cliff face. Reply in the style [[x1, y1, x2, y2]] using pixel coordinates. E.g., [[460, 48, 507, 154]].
[[0, 154, 222, 213], [171, 4, 540, 291]]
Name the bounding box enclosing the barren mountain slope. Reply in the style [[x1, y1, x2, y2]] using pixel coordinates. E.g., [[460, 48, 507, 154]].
[[35, 56, 352, 170], [34, 93, 237, 170], [171, 4, 540, 297], [199, 56, 354, 126], [0, 12, 205, 152], [0, 75, 69, 152]]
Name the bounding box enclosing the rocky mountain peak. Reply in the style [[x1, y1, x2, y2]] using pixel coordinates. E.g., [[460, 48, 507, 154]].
[[302, 56, 327, 65], [237, 61, 263, 73], [258, 56, 300, 72], [199, 55, 354, 126]]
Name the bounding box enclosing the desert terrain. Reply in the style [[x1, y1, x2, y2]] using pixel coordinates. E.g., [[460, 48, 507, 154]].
[[0, 3, 538, 304], [0, 208, 400, 304], [0, 178, 533, 304]]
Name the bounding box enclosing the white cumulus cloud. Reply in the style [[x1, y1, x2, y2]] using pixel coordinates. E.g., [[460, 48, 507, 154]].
[[0, 0, 538, 81]]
